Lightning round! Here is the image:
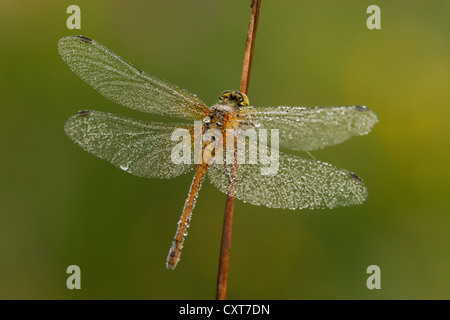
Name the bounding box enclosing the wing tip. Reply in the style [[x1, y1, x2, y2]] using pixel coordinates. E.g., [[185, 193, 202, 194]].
[[354, 105, 370, 112], [347, 171, 369, 205], [347, 171, 363, 183], [75, 35, 93, 43], [353, 105, 379, 132], [64, 110, 92, 134], [75, 110, 91, 117], [58, 35, 94, 59], [58, 35, 93, 47], [354, 105, 377, 118]]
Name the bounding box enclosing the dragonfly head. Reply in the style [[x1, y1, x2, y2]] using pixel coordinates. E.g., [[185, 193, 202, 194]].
[[218, 90, 249, 108]]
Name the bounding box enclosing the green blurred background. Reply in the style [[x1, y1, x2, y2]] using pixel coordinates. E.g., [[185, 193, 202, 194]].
[[1, 0, 449, 299]]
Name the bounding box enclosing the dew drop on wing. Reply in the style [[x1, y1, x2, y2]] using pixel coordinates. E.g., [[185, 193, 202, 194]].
[[120, 163, 129, 171]]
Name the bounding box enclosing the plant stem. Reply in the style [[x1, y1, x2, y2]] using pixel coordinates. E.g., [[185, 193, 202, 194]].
[[216, 0, 262, 300], [240, 0, 262, 94]]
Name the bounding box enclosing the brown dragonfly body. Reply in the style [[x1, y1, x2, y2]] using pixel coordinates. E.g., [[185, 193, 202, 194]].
[[167, 91, 248, 269]]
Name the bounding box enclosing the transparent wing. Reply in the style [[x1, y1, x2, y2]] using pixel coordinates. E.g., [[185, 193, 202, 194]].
[[64, 110, 195, 179], [208, 143, 368, 209], [241, 105, 378, 151], [58, 36, 210, 120]]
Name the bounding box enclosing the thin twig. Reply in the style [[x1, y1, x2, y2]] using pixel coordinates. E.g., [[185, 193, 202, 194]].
[[216, 0, 262, 300], [240, 0, 262, 94]]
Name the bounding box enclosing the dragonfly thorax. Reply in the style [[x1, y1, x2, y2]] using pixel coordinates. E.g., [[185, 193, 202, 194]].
[[207, 104, 243, 131], [205, 90, 249, 130]]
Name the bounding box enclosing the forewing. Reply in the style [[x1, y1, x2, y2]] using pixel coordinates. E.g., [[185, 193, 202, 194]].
[[64, 110, 194, 179], [208, 146, 368, 209], [242, 105, 378, 151], [58, 36, 209, 120]]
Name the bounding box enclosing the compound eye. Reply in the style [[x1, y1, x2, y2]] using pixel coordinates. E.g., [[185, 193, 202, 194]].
[[218, 90, 233, 104], [218, 90, 250, 107], [236, 91, 250, 107]]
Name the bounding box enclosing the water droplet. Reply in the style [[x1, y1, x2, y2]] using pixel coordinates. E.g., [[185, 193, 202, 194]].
[[203, 116, 211, 123], [120, 163, 129, 171]]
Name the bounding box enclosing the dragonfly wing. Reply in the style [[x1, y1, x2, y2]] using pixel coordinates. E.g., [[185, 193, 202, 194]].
[[242, 105, 378, 151], [208, 147, 368, 209], [58, 36, 209, 120], [65, 110, 195, 179]]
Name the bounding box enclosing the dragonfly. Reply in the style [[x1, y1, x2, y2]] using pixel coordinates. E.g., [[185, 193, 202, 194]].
[[58, 35, 378, 270]]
